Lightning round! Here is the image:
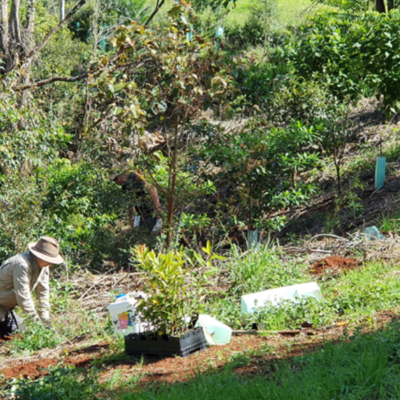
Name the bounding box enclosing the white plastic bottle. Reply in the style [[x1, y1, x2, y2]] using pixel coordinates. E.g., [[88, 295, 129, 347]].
[[107, 292, 150, 337]]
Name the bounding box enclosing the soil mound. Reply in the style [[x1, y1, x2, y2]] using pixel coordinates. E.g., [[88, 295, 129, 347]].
[[310, 256, 361, 276]]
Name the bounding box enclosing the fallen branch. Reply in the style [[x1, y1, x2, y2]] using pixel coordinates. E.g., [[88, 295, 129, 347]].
[[16, 72, 89, 91], [78, 275, 110, 301]]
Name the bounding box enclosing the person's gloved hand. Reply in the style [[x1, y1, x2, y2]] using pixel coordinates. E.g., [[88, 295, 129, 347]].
[[42, 319, 52, 330]]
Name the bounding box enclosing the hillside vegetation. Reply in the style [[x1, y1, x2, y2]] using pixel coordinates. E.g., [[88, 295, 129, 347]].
[[1, 0, 400, 398]]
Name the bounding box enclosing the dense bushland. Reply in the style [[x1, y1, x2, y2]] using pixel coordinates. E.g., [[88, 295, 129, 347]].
[[0, 0, 399, 263]]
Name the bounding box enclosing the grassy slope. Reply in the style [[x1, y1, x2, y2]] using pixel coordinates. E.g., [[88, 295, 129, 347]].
[[146, 0, 313, 27], [226, 0, 312, 26], [121, 321, 400, 400]]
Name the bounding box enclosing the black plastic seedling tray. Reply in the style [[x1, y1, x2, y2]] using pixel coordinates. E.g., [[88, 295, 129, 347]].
[[125, 327, 207, 357]]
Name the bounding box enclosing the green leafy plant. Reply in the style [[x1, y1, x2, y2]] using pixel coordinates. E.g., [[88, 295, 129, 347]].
[[132, 243, 218, 335], [9, 318, 63, 354], [282, 10, 400, 113]]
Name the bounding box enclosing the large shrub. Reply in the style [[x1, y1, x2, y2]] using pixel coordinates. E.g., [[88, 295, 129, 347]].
[[238, 61, 333, 123], [282, 10, 400, 111], [195, 120, 322, 231], [41, 160, 132, 265], [0, 78, 69, 262]]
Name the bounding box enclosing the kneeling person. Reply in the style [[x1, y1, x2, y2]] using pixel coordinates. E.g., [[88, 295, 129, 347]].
[[0, 237, 64, 337]]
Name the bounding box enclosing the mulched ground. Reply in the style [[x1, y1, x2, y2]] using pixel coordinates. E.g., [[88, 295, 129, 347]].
[[309, 256, 362, 276]]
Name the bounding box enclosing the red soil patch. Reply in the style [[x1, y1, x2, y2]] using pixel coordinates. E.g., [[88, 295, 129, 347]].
[[310, 256, 361, 276], [1, 359, 56, 380], [0, 342, 109, 381]]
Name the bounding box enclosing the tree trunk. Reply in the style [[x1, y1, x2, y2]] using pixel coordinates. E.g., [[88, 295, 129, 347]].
[[19, 0, 36, 106], [60, 0, 65, 21], [387, 0, 394, 10], [334, 151, 342, 196], [166, 121, 179, 246], [0, 0, 8, 54], [375, 0, 386, 12], [26, 0, 35, 36], [7, 0, 22, 71]]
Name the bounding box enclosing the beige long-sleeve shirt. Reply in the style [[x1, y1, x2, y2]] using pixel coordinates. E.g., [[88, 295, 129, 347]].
[[0, 251, 50, 322]]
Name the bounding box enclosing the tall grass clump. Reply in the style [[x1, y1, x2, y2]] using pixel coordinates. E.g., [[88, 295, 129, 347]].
[[227, 244, 309, 296]]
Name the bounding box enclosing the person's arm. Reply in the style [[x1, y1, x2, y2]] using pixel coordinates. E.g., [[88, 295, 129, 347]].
[[35, 267, 51, 320], [144, 181, 161, 215], [12, 261, 40, 320], [135, 171, 161, 215]]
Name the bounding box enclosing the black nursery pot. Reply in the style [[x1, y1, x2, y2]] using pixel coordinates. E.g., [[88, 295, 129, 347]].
[[125, 327, 207, 358]]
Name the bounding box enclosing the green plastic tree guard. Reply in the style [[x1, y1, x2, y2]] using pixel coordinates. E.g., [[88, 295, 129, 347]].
[[186, 24, 193, 42], [215, 27, 224, 38], [364, 226, 385, 241], [247, 229, 259, 249], [375, 157, 386, 189]]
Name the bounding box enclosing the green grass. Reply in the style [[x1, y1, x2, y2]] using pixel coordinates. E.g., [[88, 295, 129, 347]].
[[207, 246, 400, 332], [380, 210, 400, 233], [145, 0, 314, 28], [226, 0, 312, 27], [118, 320, 400, 400]]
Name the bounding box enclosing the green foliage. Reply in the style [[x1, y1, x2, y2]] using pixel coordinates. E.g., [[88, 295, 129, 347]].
[[41, 160, 131, 264], [236, 60, 334, 123], [69, 4, 94, 42], [179, 213, 212, 237], [9, 318, 63, 354], [32, 1, 91, 130], [319, 0, 375, 12], [132, 243, 218, 335], [196, 120, 321, 230], [5, 366, 100, 400], [103, 0, 151, 25], [225, 0, 278, 50], [0, 80, 70, 261], [282, 10, 400, 111], [0, 78, 69, 175], [0, 176, 49, 261], [0, 158, 133, 265], [193, 0, 237, 10]]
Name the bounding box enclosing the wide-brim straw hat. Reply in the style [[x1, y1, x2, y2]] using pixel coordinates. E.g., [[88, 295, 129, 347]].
[[28, 236, 64, 265]]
